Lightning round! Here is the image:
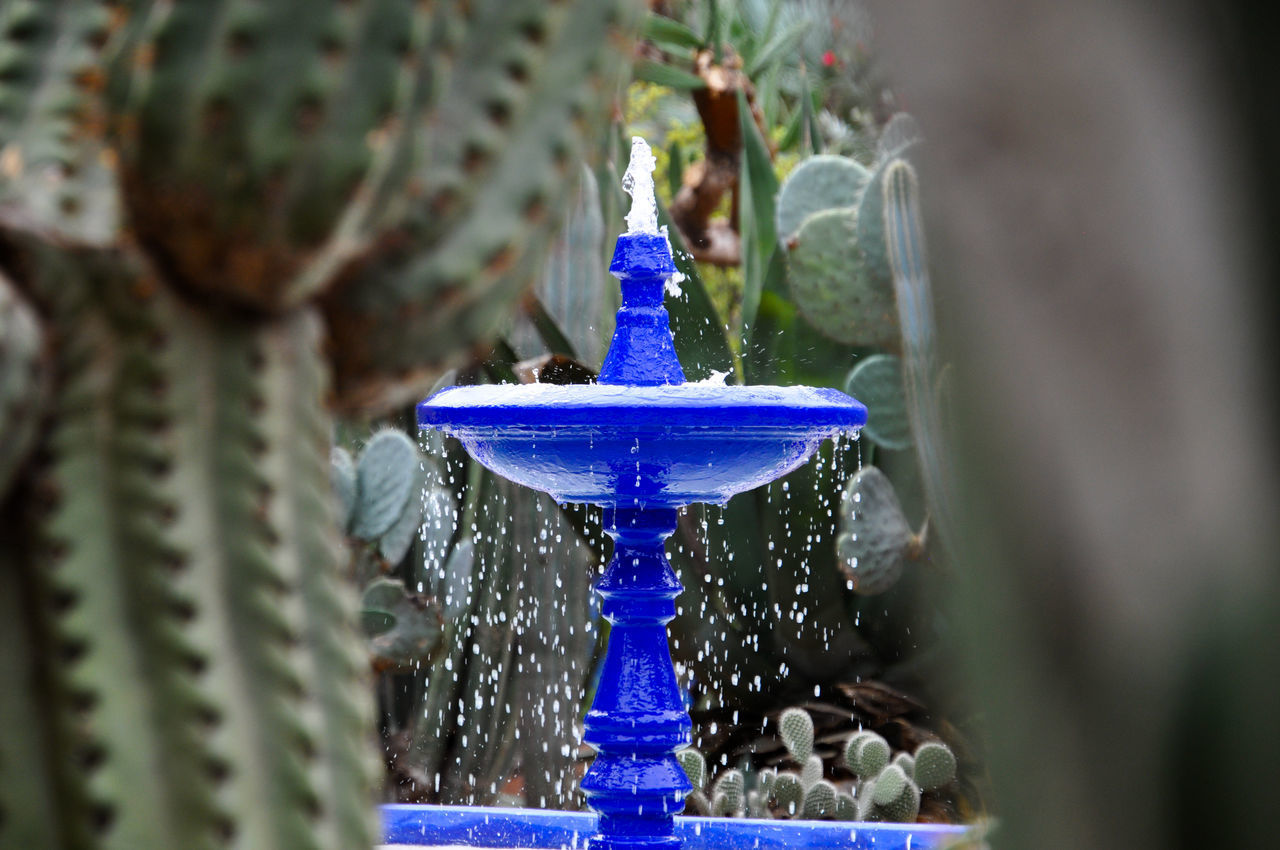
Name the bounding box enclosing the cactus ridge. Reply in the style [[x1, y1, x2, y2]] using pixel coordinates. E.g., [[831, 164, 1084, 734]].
[[321, 0, 640, 411], [0, 0, 119, 244], [10, 247, 376, 849], [0, 271, 47, 495]]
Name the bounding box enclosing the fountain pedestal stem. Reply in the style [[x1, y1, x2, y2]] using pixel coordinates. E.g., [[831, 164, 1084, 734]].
[[580, 507, 691, 850]]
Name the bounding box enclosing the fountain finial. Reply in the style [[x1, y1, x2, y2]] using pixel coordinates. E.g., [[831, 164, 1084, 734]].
[[600, 137, 683, 386], [622, 136, 660, 235]]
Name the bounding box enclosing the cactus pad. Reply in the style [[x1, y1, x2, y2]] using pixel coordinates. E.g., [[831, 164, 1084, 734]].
[[913, 741, 957, 791], [775, 154, 869, 244], [843, 354, 911, 451], [773, 772, 803, 816], [378, 468, 428, 565], [779, 706, 815, 764], [801, 779, 837, 819], [677, 748, 706, 792], [785, 207, 898, 347], [837, 466, 920, 595], [801, 754, 824, 790], [844, 729, 891, 778], [835, 791, 857, 821], [711, 769, 744, 815], [892, 752, 916, 780]]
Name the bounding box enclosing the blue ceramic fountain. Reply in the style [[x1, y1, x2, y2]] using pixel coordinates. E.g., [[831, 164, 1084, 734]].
[[411, 139, 933, 850]]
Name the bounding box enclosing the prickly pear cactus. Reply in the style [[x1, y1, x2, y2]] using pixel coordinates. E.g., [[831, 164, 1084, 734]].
[[776, 143, 917, 347], [0, 1, 643, 848]]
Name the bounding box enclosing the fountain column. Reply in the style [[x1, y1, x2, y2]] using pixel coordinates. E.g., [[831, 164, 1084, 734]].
[[582, 226, 690, 849], [580, 507, 691, 850]]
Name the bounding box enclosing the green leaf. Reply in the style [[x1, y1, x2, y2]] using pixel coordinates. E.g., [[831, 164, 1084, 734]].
[[656, 200, 735, 380], [667, 139, 684, 198], [633, 60, 705, 91], [643, 14, 704, 51], [736, 88, 778, 349], [527, 299, 577, 358], [745, 18, 809, 79], [350, 429, 418, 541]]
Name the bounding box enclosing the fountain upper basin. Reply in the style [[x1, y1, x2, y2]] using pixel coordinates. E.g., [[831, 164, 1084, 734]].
[[417, 383, 867, 507]]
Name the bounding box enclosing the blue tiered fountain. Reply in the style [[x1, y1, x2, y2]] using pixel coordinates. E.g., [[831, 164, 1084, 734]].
[[415, 139, 874, 850]]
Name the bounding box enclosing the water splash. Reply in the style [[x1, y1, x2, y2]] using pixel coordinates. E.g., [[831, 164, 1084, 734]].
[[622, 136, 659, 235]]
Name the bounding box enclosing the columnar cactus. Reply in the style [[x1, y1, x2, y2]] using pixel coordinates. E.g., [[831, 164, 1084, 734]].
[[0, 1, 643, 848]]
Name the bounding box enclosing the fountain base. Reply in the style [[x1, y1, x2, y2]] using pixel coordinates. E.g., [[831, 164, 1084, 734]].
[[579, 508, 691, 850]]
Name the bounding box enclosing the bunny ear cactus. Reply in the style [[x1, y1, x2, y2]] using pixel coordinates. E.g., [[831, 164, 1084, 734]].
[[0, 1, 644, 848], [779, 706, 815, 764]]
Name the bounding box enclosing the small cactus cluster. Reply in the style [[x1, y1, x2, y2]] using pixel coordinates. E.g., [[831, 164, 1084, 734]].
[[774, 116, 921, 348], [843, 729, 956, 822], [676, 706, 955, 823]]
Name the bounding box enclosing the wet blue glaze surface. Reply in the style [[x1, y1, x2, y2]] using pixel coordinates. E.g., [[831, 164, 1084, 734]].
[[417, 232, 868, 850], [381, 804, 967, 849]]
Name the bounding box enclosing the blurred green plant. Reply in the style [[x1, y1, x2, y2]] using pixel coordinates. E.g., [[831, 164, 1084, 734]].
[[0, 1, 642, 847]]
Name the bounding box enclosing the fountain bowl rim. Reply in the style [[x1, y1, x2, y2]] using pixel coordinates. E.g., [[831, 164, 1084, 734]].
[[416, 383, 867, 433]]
